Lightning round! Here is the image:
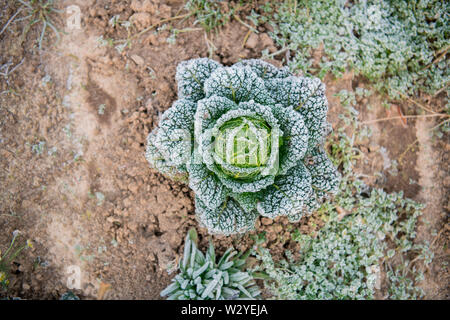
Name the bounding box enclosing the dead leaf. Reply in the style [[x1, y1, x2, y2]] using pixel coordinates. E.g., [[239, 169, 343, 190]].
[[336, 206, 351, 221], [395, 105, 408, 128], [97, 282, 111, 300]]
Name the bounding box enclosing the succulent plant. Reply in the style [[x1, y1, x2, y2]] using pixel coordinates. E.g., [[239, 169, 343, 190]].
[[146, 58, 340, 235], [160, 229, 260, 300]]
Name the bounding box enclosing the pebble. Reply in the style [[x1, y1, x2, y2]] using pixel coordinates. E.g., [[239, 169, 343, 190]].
[[123, 197, 133, 207], [128, 183, 139, 194], [107, 216, 122, 225], [260, 33, 275, 48], [273, 225, 283, 233], [130, 54, 145, 66], [261, 217, 273, 226], [130, 13, 152, 31], [131, 0, 157, 14], [245, 32, 259, 49]]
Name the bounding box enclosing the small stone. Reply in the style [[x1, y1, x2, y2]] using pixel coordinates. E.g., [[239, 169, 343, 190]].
[[23, 283, 31, 291], [273, 224, 283, 233], [123, 197, 133, 207], [131, 0, 156, 14], [143, 1, 157, 14], [245, 32, 259, 49], [128, 183, 139, 194], [96, 8, 107, 17], [260, 33, 275, 48], [130, 54, 145, 66], [130, 13, 151, 31], [146, 33, 159, 46], [107, 216, 121, 225], [268, 45, 278, 54], [158, 4, 171, 19], [128, 222, 138, 232], [261, 217, 273, 226], [267, 232, 277, 242]]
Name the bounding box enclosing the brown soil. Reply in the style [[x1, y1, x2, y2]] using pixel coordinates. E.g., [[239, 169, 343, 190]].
[[0, 0, 448, 299]]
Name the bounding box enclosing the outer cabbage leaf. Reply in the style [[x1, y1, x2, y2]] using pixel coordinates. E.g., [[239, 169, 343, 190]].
[[305, 148, 341, 198], [256, 162, 313, 220], [176, 58, 221, 101], [234, 59, 291, 80], [196, 196, 258, 235], [271, 104, 309, 174], [204, 66, 273, 105], [266, 76, 305, 108], [145, 132, 188, 181], [297, 81, 330, 150], [153, 99, 196, 166], [230, 192, 260, 213], [267, 76, 330, 150], [286, 192, 319, 222], [187, 163, 228, 210]]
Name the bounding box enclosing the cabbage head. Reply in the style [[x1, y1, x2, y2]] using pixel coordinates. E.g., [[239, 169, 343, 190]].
[[146, 58, 340, 235]]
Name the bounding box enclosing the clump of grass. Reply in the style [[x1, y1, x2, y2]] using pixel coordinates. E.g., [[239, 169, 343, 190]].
[[0, 231, 33, 291], [17, 0, 63, 49], [185, 0, 256, 32], [185, 0, 235, 32]]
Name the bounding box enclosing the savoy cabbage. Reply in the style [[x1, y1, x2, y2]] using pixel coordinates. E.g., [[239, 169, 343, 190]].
[[146, 58, 340, 235]]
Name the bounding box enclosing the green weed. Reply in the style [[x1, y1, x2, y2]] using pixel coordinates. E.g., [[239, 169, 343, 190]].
[[17, 0, 63, 49]]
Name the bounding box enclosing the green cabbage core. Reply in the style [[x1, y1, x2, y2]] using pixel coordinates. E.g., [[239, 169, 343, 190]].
[[213, 117, 273, 180]]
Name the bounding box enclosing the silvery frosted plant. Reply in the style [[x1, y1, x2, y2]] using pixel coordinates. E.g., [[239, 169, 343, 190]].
[[146, 58, 340, 235], [160, 229, 260, 300]]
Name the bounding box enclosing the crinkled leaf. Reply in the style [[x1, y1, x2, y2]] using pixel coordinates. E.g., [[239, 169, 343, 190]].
[[153, 99, 196, 166], [176, 58, 221, 101], [267, 76, 330, 150], [230, 192, 260, 213], [196, 196, 258, 235], [145, 132, 188, 180], [194, 95, 238, 146], [234, 59, 291, 80], [271, 104, 309, 174], [305, 148, 341, 198], [204, 66, 272, 104], [256, 162, 313, 220], [296, 79, 330, 150], [187, 163, 228, 210]]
